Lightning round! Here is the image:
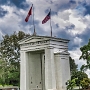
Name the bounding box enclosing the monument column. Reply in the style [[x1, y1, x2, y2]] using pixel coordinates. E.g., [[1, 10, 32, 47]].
[[20, 51, 29, 90], [45, 46, 56, 90]]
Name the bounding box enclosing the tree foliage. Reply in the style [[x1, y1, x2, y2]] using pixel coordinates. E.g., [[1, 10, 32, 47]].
[[67, 78, 77, 90], [0, 31, 30, 86], [67, 71, 89, 90], [80, 78, 90, 89], [0, 58, 9, 86], [80, 39, 90, 69], [69, 56, 78, 74], [71, 71, 88, 86]]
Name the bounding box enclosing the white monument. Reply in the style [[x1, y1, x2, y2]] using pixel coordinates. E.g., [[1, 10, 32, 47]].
[[19, 35, 70, 90]]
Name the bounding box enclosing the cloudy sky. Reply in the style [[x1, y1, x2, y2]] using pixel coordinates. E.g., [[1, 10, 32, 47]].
[[0, 0, 90, 77]]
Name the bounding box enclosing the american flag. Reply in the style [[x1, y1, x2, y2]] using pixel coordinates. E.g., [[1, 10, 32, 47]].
[[42, 12, 50, 24]]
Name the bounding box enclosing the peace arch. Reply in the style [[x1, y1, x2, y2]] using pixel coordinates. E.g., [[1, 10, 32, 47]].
[[19, 35, 70, 90]]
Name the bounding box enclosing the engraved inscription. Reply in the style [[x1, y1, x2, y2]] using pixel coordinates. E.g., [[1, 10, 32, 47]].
[[20, 40, 48, 47]]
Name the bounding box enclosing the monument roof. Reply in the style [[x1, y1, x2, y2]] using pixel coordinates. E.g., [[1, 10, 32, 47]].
[[18, 35, 70, 45]]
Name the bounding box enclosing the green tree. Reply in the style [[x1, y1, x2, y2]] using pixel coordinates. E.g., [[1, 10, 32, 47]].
[[80, 64, 88, 72], [0, 31, 30, 86], [80, 39, 90, 70], [71, 71, 88, 89], [67, 78, 77, 90], [0, 58, 8, 86], [69, 56, 78, 74], [67, 71, 89, 90], [80, 78, 90, 89]]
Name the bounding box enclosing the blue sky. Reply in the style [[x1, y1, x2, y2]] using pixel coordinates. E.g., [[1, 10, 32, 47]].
[[0, 0, 90, 77]]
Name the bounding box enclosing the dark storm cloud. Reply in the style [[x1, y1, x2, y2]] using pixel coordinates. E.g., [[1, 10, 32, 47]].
[[10, 0, 29, 9], [45, 0, 53, 4], [58, 3, 70, 11], [56, 30, 72, 50], [69, 0, 76, 4], [0, 28, 15, 35], [56, 28, 82, 50], [10, 0, 25, 8], [0, 0, 8, 4], [68, 40, 80, 50], [84, 5, 90, 15], [45, 9, 57, 15], [56, 28, 72, 41], [20, 17, 39, 28], [77, 28, 90, 46], [65, 24, 75, 30], [20, 2, 29, 9], [34, 27, 47, 36], [0, 0, 28, 9], [68, 27, 90, 50], [73, 0, 90, 16], [0, 7, 8, 17], [55, 24, 59, 28]]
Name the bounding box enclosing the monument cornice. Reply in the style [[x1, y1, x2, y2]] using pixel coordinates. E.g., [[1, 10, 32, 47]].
[[20, 40, 49, 47], [18, 35, 70, 45], [46, 46, 54, 49]]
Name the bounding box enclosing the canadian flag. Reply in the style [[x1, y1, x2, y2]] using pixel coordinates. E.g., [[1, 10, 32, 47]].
[[25, 5, 32, 22]]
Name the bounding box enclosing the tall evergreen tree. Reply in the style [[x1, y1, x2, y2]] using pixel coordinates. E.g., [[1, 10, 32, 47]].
[[69, 56, 78, 74]]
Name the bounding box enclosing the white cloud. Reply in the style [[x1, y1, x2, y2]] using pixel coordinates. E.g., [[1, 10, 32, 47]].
[[81, 15, 90, 28], [51, 8, 87, 37], [0, 5, 32, 35], [1, 0, 84, 37], [0, 0, 89, 36], [73, 37, 82, 45], [86, 0, 90, 5], [85, 69, 90, 78], [68, 11, 86, 35], [0, 30, 3, 40], [69, 48, 86, 69], [52, 9, 72, 30]]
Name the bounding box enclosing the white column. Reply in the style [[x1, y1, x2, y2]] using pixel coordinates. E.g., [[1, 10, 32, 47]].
[[20, 51, 29, 90], [45, 47, 56, 90], [54, 53, 63, 90], [54, 53, 70, 90], [60, 54, 70, 90]]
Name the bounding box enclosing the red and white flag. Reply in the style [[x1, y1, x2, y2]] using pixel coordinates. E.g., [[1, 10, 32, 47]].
[[42, 11, 50, 24], [25, 5, 32, 22]]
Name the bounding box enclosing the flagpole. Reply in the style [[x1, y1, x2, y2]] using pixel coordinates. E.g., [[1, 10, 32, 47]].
[[50, 8, 52, 37], [32, 4, 36, 36]]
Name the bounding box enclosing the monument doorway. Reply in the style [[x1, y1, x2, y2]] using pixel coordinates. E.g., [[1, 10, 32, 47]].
[[28, 51, 45, 90]]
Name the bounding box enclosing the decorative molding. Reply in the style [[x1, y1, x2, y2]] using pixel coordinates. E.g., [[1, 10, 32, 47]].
[[20, 40, 49, 47], [18, 35, 69, 44], [54, 50, 70, 55], [47, 46, 54, 49]]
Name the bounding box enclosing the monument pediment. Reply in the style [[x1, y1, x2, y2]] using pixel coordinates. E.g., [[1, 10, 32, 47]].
[[19, 35, 69, 45], [19, 36, 48, 45], [24, 38, 45, 43]]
